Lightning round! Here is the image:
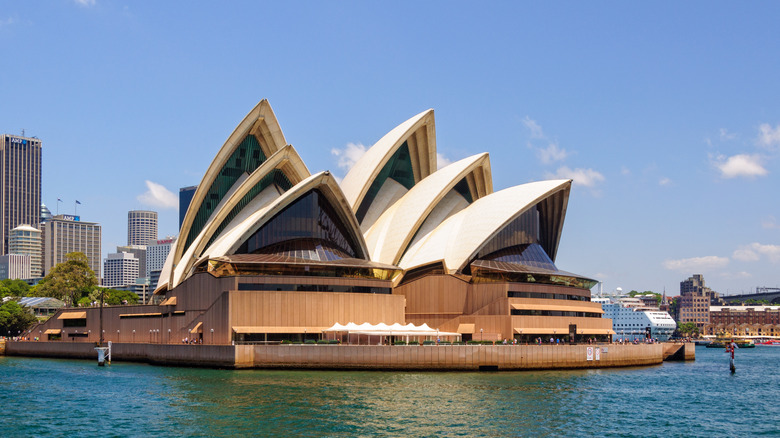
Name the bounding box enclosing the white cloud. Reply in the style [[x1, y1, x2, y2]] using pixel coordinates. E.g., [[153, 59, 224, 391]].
[[75, 0, 96, 6], [436, 153, 452, 170], [719, 128, 736, 141], [522, 117, 544, 139], [758, 123, 780, 149], [620, 166, 631, 176], [762, 216, 780, 230], [714, 154, 768, 179], [0, 17, 16, 28], [546, 166, 605, 187], [662, 256, 729, 272], [330, 142, 367, 173], [747, 242, 780, 263], [536, 142, 568, 164], [659, 177, 671, 186], [732, 248, 760, 262], [137, 181, 177, 209]]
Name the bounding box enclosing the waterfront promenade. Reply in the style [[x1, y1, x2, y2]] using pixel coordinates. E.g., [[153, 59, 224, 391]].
[[4, 341, 693, 370]]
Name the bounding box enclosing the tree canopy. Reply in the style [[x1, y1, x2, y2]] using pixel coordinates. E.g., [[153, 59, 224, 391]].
[[677, 321, 699, 337], [33, 252, 98, 306], [0, 279, 30, 298], [0, 300, 38, 336]]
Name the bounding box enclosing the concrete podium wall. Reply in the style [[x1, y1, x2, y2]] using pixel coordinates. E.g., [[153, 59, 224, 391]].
[[7, 341, 692, 370]]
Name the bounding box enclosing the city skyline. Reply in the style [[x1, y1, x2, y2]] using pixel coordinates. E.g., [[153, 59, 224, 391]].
[[1, 2, 779, 294]]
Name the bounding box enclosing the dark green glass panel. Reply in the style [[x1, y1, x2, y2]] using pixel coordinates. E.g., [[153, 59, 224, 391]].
[[203, 169, 292, 251], [183, 135, 267, 254], [355, 142, 415, 223], [452, 177, 473, 203]]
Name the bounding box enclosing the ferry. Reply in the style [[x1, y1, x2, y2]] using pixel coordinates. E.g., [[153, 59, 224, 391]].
[[592, 295, 677, 342]]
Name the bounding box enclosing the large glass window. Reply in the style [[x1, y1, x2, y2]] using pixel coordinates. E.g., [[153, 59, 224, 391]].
[[236, 189, 362, 259], [204, 169, 292, 250], [355, 142, 415, 223], [481, 243, 557, 272], [475, 207, 540, 259], [184, 134, 267, 253]]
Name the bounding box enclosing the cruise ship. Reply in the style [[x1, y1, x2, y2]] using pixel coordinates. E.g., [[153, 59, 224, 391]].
[[592, 293, 677, 342]]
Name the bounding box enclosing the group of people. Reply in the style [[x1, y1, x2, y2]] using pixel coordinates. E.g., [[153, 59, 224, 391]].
[[181, 336, 202, 344]]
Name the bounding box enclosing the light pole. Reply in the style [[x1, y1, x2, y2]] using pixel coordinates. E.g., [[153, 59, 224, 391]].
[[132, 329, 135, 343], [117, 330, 120, 342], [480, 328, 483, 342], [168, 329, 171, 344], [210, 328, 214, 344]]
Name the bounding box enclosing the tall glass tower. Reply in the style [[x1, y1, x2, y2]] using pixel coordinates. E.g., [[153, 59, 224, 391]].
[[0, 134, 42, 255]]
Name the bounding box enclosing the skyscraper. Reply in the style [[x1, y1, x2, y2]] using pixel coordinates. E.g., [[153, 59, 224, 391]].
[[117, 244, 146, 281], [42, 215, 101, 277], [127, 210, 157, 246], [179, 186, 197, 229], [146, 236, 175, 279], [9, 224, 42, 277], [1, 134, 42, 255], [103, 252, 139, 287]]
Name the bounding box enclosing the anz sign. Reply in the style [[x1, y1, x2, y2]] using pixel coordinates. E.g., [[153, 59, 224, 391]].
[[9, 137, 28, 145], [61, 215, 80, 222]]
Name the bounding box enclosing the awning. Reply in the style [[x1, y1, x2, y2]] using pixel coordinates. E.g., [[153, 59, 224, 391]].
[[160, 296, 177, 306], [232, 326, 329, 334], [510, 303, 604, 314], [580, 329, 616, 335], [190, 321, 203, 334], [57, 311, 87, 320], [457, 323, 475, 334], [119, 312, 162, 318], [44, 328, 61, 335], [513, 328, 567, 335]]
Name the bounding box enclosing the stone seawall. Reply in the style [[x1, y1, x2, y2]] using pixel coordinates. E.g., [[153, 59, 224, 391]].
[[237, 344, 666, 370], [6, 341, 693, 370]]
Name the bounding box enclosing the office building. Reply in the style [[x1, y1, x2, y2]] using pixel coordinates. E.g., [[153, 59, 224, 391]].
[[9, 224, 42, 277], [147, 237, 175, 280], [117, 244, 146, 281], [42, 215, 101, 277], [128, 210, 157, 246], [179, 186, 197, 229], [0, 254, 31, 280], [103, 252, 139, 287], [0, 134, 42, 254]]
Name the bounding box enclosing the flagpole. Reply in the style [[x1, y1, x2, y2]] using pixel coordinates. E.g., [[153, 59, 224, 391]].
[[75, 200, 78, 216]]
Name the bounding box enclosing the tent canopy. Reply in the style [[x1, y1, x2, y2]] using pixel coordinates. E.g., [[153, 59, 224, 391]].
[[324, 322, 460, 338]]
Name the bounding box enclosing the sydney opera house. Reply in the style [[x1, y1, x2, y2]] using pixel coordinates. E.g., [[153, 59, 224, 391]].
[[32, 100, 613, 345]]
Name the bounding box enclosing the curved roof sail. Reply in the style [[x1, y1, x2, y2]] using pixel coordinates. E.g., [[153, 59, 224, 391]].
[[364, 153, 492, 265], [173, 99, 287, 272], [340, 109, 436, 230], [168, 145, 310, 288], [398, 179, 571, 274], [194, 171, 371, 276]]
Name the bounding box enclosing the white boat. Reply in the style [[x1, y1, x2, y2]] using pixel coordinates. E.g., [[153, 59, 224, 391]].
[[592, 295, 677, 342]]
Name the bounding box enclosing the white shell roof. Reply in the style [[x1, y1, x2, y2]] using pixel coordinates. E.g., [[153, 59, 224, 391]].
[[173, 99, 287, 271], [398, 179, 572, 273], [340, 109, 436, 211], [364, 153, 491, 265], [196, 171, 370, 270], [168, 145, 311, 289]]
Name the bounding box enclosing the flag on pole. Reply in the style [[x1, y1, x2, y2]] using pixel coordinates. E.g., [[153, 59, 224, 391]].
[[76, 200, 81, 205], [57, 198, 62, 202]]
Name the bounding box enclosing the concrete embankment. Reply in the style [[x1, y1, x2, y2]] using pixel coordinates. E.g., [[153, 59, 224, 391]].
[[5, 341, 694, 370]]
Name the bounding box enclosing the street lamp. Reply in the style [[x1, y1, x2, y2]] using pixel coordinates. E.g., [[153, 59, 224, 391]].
[[168, 329, 171, 344], [132, 329, 135, 343], [210, 328, 214, 344], [480, 328, 483, 342]]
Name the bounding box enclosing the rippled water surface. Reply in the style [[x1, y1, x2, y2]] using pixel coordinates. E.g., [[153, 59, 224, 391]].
[[1, 346, 778, 437]]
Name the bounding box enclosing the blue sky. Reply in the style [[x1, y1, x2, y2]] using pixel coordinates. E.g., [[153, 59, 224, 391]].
[[1, 1, 779, 295]]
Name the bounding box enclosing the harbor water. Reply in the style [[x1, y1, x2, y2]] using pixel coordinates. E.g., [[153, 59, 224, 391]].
[[0, 346, 778, 437]]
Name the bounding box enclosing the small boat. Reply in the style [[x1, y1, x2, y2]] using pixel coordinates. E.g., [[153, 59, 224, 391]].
[[705, 338, 755, 348], [757, 340, 780, 346]]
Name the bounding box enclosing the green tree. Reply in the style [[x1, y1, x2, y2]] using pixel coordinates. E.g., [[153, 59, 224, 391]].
[[34, 252, 98, 306], [0, 279, 31, 297], [0, 300, 38, 336], [677, 321, 699, 337], [104, 289, 138, 305]]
